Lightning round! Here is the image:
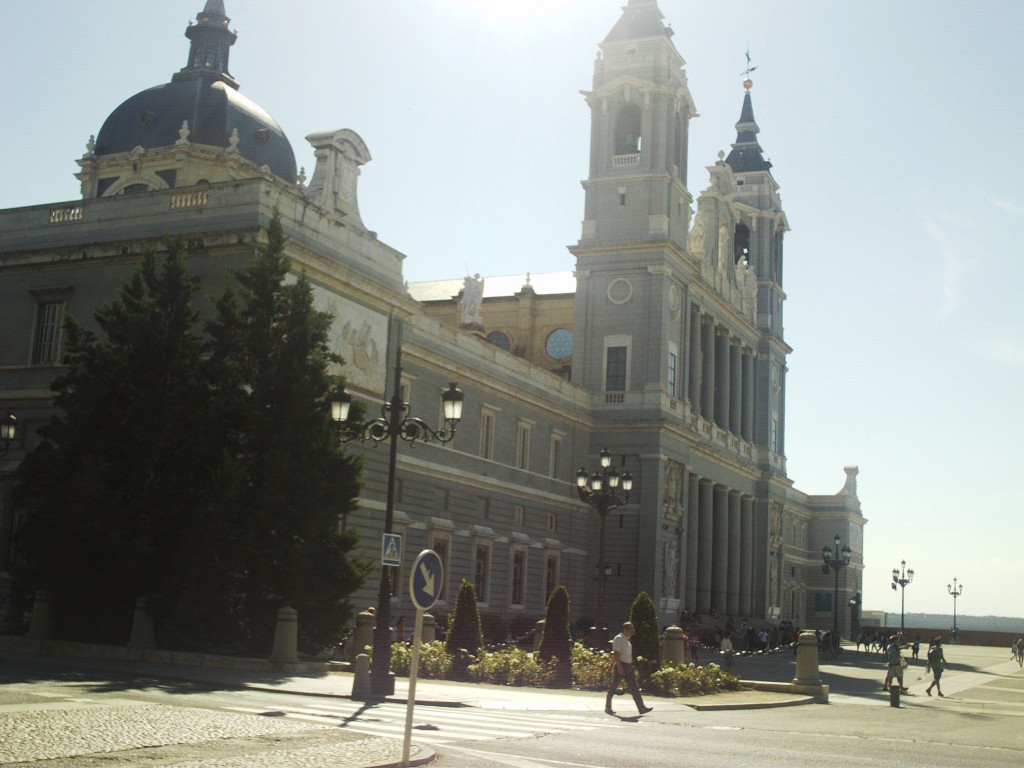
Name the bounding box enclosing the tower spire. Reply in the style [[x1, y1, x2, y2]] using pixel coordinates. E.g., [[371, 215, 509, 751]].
[[725, 62, 771, 174], [173, 1, 238, 88]]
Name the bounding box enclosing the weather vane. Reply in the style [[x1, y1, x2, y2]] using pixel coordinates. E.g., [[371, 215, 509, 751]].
[[742, 48, 757, 89]]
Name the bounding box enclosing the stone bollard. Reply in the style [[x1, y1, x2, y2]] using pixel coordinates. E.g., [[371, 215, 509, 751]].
[[422, 613, 436, 643], [27, 590, 53, 641], [127, 596, 156, 650], [351, 653, 371, 700], [534, 619, 546, 653], [270, 606, 299, 664], [661, 625, 688, 664], [889, 682, 901, 708], [791, 630, 821, 686], [349, 609, 376, 658]]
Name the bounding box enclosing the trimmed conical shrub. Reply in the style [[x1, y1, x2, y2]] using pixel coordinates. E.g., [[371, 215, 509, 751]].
[[538, 585, 572, 687], [446, 579, 484, 678], [629, 591, 661, 669]]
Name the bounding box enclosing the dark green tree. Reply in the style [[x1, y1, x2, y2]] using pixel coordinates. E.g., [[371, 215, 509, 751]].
[[628, 590, 661, 670], [446, 579, 484, 678], [16, 242, 222, 644], [538, 585, 572, 687], [204, 211, 369, 652]]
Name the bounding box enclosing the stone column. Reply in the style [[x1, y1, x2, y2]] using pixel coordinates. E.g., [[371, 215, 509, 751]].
[[696, 478, 714, 614], [741, 350, 755, 441], [727, 491, 741, 616], [715, 329, 730, 430], [688, 305, 703, 416], [711, 484, 729, 615], [701, 318, 715, 420], [740, 496, 754, 616], [729, 340, 742, 435], [685, 474, 699, 612]]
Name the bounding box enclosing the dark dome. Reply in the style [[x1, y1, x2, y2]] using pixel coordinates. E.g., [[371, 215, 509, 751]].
[[94, 78, 297, 184]]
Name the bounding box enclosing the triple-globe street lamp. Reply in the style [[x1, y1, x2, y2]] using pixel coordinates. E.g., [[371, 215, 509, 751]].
[[576, 449, 633, 643], [891, 560, 914, 632], [0, 412, 16, 457], [332, 344, 463, 697], [948, 578, 963, 638], [821, 534, 851, 655]]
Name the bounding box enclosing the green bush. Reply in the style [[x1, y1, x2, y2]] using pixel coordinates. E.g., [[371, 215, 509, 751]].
[[390, 640, 452, 679], [628, 591, 661, 671], [469, 646, 555, 687], [571, 641, 613, 690], [446, 580, 484, 656], [538, 586, 572, 687], [647, 662, 741, 696]]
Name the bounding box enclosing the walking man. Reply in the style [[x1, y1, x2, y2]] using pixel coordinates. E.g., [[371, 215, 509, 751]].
[[605, 621, 653, 716], [925, 637, 947, 697]]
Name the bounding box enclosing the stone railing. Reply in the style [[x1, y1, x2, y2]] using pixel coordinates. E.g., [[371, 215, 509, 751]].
[[169, 190, 208, 209], [49, 206, 83, 224]]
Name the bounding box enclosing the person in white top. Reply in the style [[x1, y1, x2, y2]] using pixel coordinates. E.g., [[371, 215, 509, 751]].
[[605, 621, 653, 716]]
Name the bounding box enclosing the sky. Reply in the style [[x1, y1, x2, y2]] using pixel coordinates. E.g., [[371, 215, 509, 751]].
[[3, 0, 1022, 621]]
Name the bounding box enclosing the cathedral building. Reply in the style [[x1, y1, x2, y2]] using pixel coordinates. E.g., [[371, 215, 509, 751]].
[[0, 1, 865, 641]]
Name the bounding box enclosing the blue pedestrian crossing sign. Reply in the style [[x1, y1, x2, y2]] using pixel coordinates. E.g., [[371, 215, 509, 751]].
[[410, 549, 444, 611], [381, 533, 402, 567]]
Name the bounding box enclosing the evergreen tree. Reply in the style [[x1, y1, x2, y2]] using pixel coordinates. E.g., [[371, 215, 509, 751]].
[[16, 242, 221, 643], [629, 590, 661, 668], [445, 579, 484, 656], [205, 211, 368, 652], [538, 585, 572, 687]]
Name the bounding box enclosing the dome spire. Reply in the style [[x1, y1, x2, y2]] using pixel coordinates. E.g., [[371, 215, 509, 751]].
[[173, 1, 238, 88], [725, 51, 771, 173]]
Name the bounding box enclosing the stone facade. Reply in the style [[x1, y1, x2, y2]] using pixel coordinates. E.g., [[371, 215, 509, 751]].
[[0, 0, 865, 642]]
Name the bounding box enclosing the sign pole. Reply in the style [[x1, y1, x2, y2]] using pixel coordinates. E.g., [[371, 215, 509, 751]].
[[402, 548, 443, 768], [401, 608, 424, 767]]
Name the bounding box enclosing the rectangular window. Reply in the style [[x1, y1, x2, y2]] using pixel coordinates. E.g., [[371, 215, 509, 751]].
[[430, 535, 450, 603], [549, 434, 563, 478], [668, 350, 678, 398], [545, 554, 559, 600], [511, 548, 526, 606], [474, 544, 491, 603], [516, 422, 531, 470], [32, 301, 64, 365], [480, 411, 495, 460], [771, 416, 779, 453], [605, 346, 627, 391], [514, 505, 525, 526]]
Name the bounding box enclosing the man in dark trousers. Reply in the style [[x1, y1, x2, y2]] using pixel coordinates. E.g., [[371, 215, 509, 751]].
[[605, 621, 653, 716]]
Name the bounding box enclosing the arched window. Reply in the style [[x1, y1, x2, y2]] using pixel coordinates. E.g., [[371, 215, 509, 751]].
[[614, 102, 642, 156], [486, 331, 511, 351], [734, 224, 750, 266]]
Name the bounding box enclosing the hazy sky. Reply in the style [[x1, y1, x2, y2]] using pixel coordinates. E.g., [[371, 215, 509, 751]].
[[3, 1, 1021, 620]]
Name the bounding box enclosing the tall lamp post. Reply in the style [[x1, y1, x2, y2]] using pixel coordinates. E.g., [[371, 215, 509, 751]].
[[891, 560, 914, 633], [0, 411, 16, 456], [821, 534, 851, 655], [948, 578, 963, 640], [576, 449, 633, 644], [332, 340, 463, 697]]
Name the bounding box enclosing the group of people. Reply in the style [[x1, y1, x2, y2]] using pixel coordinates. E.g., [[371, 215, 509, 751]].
[[882, 632, 948, 696], [1011, 638, 1024, 667]]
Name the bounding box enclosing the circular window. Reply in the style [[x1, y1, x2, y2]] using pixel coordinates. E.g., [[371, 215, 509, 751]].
[[487, 331, 511, 351], [607, 278, 633, 305], [545, 328, 573, 361]]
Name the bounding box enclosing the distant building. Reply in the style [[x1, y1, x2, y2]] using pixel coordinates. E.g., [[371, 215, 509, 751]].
[[0, 1, 865, 640]]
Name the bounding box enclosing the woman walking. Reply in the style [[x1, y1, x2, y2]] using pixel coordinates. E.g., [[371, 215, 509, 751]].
[[925, 637, 947, 697]]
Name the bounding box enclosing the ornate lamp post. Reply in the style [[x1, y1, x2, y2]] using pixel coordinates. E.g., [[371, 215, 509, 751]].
[[576, 449, 633, 643], [948, 578, 963, 639], [332, 342, 463, 697], [891, 560, 914, 632], [0, 412, 16, 457], [821, 534, 851, 655]]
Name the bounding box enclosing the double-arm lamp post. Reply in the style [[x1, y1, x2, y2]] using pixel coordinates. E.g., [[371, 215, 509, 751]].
[[576, 449, 633, 643], [332, 344, 463, 697], [948, 578, 963, 634], [0, 412, 16, 456], [891, 560, 914, 632], [821, 534, 851, 652]]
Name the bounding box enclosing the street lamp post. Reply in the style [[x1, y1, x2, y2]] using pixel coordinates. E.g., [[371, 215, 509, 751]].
[[821, 534, 851, 655], [575, 449, 633, 644], [948, 578, 963, 639], [0, 412, 16, 457], [332, 340, 463, 698], [891, 560, 914, 633]]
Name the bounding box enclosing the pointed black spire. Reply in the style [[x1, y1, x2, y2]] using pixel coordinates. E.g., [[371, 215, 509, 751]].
[[725, 84, 771, 173], [172, 0, 238, 88]]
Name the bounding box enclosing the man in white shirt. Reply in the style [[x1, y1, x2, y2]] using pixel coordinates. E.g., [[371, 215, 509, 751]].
[[605, 621, 653, 716]]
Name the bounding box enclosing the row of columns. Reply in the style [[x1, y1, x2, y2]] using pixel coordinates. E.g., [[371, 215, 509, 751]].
[[682, 474, 757, 618], [687, 306, 756, 441]]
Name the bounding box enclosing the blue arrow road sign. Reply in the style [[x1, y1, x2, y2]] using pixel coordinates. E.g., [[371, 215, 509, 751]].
[[410, 549, 444, 612]]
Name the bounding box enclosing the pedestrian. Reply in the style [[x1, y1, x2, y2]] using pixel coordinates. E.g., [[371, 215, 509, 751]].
[[925, 637, 947, 697], [688, 630, 701, 664], [605, 621, 653, 716], [883, 634, 908, 692], [912, 635, 921, 660]]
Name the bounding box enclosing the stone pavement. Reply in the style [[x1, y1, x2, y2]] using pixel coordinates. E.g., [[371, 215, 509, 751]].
[[2, 642, 1019, 767]]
